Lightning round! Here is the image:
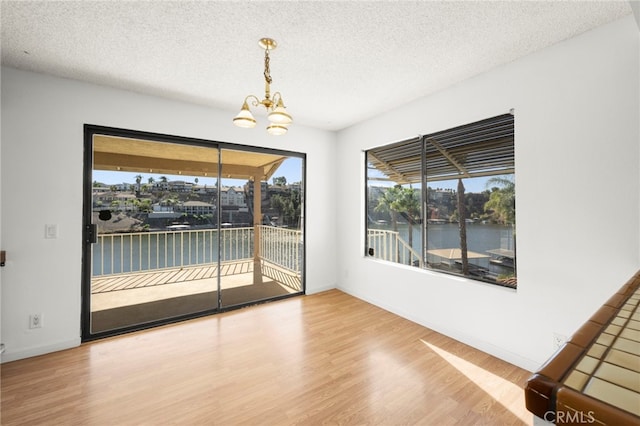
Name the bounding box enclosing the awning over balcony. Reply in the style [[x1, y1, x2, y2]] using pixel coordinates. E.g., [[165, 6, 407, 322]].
[[93, 134, 286, 181]]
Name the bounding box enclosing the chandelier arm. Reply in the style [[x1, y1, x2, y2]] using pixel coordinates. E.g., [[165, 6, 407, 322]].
[[244, 95, 262, 108]]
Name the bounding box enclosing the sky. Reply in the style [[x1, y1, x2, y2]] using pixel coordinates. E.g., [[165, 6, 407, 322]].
[[94, 156, 509, 194], [93, 157, 303, 187], [367, 168, 513, 193], [426, 177, 493, 193]]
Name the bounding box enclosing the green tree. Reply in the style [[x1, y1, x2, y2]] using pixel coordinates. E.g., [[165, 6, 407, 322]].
[[273, 176, 287, 186], [165, 196, 179, 210], [271, 194, 286, 224], [484, 176, 515, 224], [138, 199, 152, 213], [269, 186, 301, 226]]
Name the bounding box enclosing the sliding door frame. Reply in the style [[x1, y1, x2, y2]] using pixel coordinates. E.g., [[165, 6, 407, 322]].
[[82, 124, 306, 341]]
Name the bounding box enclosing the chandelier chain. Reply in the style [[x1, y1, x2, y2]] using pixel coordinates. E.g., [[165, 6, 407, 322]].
[[263, 49, 272, 85]]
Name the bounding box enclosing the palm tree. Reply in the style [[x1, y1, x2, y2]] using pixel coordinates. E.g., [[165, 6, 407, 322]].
[[396, 186, 421, 250], [135, 174, 143, 195], [484, 176, 515, 224], [457, 178, 469, 275], [374, 185, 403, 262], [374, 185, 402, 232]]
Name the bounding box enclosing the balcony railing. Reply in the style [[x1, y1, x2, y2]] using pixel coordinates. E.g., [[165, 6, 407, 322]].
[[258, 225, 302, 274], [367, 229, 423, 267], [93, 226, 301, 277]]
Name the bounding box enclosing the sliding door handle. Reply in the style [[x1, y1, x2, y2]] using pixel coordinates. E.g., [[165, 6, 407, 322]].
[[84, 224, 98, 244]]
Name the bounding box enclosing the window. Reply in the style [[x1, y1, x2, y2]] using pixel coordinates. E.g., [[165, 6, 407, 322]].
[[366, 113, 516, 288]]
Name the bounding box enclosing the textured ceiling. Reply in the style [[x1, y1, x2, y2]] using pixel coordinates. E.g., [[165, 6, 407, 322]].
[[1, 1, 633, 131]]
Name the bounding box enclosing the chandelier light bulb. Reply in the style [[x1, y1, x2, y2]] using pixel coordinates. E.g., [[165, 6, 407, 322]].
[[267, 123, 288, 136], [267, 99, 293, 125], [233, 102, 257, 128]]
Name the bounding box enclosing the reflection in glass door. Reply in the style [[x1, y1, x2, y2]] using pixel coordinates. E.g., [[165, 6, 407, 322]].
[[84, 130, 220, 337], [218, 149, 304, 308]]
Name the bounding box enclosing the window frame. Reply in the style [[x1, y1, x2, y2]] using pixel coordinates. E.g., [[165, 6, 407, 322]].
[[365, 112, 516, 288]]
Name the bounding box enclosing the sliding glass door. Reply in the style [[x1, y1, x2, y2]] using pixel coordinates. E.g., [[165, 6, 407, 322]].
[[218, 149, 304, 308], [82, 126, 305, 340], [85, 131, 220, 336]]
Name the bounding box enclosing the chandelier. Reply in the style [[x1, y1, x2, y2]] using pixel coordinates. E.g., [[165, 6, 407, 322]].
[[233, 38, 292, 135]]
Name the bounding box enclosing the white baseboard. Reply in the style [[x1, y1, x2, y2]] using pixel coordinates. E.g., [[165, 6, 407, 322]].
[[306, 283, 336, 295], [339, 286, 542, 372], [0, 338, 81, 363]]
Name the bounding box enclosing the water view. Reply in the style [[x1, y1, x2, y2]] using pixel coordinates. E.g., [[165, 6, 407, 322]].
[[93, 229, 245, 275], [369, 221, 516, 280]]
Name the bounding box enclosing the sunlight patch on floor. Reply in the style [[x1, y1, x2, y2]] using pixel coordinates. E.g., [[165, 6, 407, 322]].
[[421, 339, 530, 424]]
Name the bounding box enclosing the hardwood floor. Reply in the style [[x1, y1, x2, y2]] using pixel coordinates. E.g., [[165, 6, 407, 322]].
[[1, 290, 533, 425]]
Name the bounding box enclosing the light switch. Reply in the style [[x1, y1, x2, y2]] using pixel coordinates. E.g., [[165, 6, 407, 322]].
[[45, 224, 58, 239]]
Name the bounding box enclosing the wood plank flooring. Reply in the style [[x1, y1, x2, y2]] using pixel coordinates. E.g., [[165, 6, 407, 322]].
[[1, 290, 533, 425]]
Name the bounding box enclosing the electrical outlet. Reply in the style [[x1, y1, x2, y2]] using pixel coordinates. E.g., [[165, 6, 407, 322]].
[[45, 224, 58, 239], [553, 332, 567, 350], [29, 313, 43, 329]]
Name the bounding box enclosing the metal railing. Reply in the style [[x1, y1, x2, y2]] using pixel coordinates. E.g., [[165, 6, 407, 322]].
[[258, 225, 302, 274], [93, 226, 302, 277], [367, 229, 423, 267], [93, 227, 252, 276]]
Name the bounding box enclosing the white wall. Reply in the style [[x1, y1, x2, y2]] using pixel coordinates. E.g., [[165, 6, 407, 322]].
[[0, 68, 337, 361], [336, 16, 640, 371], [2, 16, 638, 370]]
